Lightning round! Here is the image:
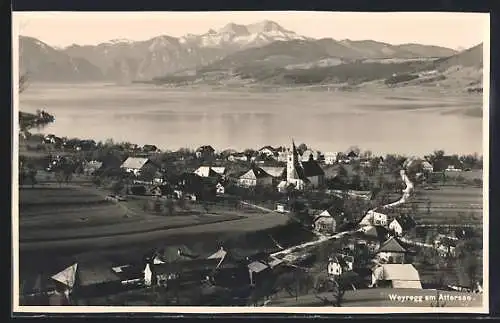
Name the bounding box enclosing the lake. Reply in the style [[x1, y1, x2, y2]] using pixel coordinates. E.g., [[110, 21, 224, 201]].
[[18, 83, 484, 156]]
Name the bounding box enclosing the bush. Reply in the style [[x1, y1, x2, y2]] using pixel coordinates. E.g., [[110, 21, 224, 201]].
[[131, 185, 147, 195]]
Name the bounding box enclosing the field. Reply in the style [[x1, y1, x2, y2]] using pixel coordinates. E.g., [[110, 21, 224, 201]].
[[411, 185, 483, 226], [18, 183, 295, 282]]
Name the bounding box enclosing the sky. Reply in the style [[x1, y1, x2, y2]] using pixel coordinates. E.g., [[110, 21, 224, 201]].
[[13, 11, 488, 50]]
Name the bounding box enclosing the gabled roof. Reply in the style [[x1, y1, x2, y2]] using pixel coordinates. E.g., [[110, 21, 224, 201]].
[[346, 150, 359, 158], [359, 225, 389, 241], [158, 245, 199, 262], [248, 261, 269, 273], [379, 264, 421, 281], [194, 166, 221, 177], [392, 215, 417, 231], [377, 237, 407, 253], [120, 157, 149, 170], [239, 168, 271, 180], [260, 166, 285, 178], [151, 259, 220, 275], [421, 161, 434, 169], [207, 248, 227, 260], [301, 160, 325, 177], [259, 146, 276, 152], [211, 167, 226, 175]]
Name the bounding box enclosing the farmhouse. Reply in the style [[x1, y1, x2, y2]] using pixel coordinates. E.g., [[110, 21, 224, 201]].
[[312, 207, 347, 235], [360, 210, 388, 228], [421, 161, 434, 173], [51, 262, 122, 299], [355, 226, 390, 253], [120, 157, 151, 176], [370, 264, 422, 289], [388, 215, 416, 236], [376, 237, 408, 264], [238, 168, 273, 187], [258, 146, 277, 158], [328, 254, 354, 277]]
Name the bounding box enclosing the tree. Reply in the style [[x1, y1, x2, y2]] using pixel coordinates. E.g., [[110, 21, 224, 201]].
[[163, 198, 175, 216], [26, 166, 37, 188], [297, 143, 308, 155], [55, 170, 65, 187], [111, 180, 125, 195], [19, 72, 29, 94]]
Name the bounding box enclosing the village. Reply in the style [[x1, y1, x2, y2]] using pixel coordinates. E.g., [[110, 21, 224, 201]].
[[18, 133, 484, 307]]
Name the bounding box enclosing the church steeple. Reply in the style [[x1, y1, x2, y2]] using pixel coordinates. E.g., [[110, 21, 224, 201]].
[[287, 139, 302, 181]]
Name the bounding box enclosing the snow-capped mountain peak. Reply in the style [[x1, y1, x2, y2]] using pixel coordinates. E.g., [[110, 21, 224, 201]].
[[218, 23, 250, 35], [179, 20, 309, 49]]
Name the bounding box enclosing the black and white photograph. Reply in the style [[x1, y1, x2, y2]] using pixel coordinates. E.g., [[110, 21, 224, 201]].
[[12, 11, 489, 313]]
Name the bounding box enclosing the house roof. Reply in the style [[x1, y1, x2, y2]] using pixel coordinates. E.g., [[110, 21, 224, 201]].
[[377, 237, 407, 253], [422, 161, 433, 169], [248, 261, 269, 273], [158, 245, 199, 262], [207, 248, 227, 260], [239, 168, 271, 180], [260, 167, 285, 178], [77, 264, 121, 287], [211, 167, 226, 175], [259, 146, 276, 152], [378, 264, 421, 281], [393, 215, 417, 231], [359, 225, 389, 241], [121, 157, 149, 170], [346, 151, 359, 158], [151, 259, 220, 275], [196, 145, 215, 152], [194, 166, 220, 177], [301, 160, 325, 177]]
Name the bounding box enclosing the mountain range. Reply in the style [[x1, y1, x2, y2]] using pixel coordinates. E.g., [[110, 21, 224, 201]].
[[20, 20, 471, 84]]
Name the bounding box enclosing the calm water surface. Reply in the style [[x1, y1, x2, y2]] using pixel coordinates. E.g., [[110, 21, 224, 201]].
[[19, 83, 483, 156]]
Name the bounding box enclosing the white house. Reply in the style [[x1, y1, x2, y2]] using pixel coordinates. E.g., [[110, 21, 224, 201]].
[[216, 182, 225, 195], [275, 203, 287, 213], [421, 161, 434, 173], [258, 146, 277, 158], [360, 210, 388, 228], [120, 157, 150, 176], [238, 168, 273, 187], [327, 254, 354, 277], [228, 153, 248, 162], [313, 215, 336, 235], [324, 152, 339, 165], [388, 219, 403, 236]]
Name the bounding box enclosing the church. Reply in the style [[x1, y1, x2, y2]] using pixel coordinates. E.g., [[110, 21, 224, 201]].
[[280, 140, 325, 190]]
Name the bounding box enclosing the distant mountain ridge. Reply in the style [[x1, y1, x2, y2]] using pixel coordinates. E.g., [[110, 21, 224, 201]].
[[19, 20, 462, 83]]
